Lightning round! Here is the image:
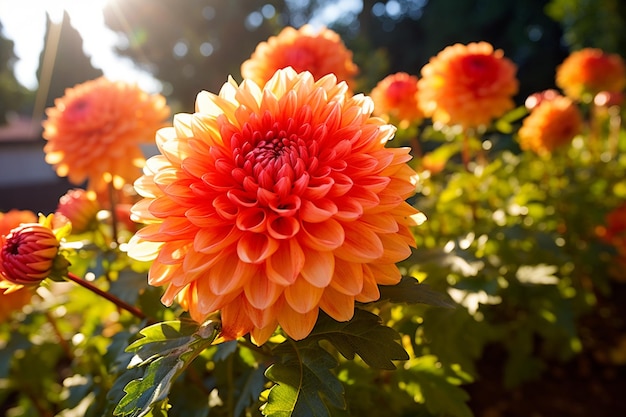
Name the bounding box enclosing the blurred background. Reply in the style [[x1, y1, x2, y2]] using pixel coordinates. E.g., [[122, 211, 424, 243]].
[[2, 0, 625, 214]]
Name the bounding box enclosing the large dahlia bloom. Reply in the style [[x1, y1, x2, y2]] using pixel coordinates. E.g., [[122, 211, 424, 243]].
[[43, 77, 170, 192], [128, 68, 423, 343], [241, 25, 358, 89], [418, 42, 518, 129], [517, 93, 582, 156], [371, 72, 424, 128], [556, 48, 626, 102]]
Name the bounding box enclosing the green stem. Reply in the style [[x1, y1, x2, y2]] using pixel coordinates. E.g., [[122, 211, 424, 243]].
[[65, 272, 146, 321]]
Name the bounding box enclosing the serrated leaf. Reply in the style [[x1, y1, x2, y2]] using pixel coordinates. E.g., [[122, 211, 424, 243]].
[[113, 319, 219, 417], [262, 342, 345, 417], [378, 276, 456, 308], [234, 366, 267, 417], [310, 309, 408, 370]]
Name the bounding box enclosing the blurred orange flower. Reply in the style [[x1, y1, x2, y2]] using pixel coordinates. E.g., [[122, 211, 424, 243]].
[[0, 209, 37, 236], [517, 93, 582, 156], [556, 48, 626, 102], [418, 42, 518, 129], [241, 25, 358, 89], [55, 189, 101, 234], [128, 68, 424, 344], [371, 72, 423, 128], [43, 77, 170, 192], [0, 285, 34, 322]]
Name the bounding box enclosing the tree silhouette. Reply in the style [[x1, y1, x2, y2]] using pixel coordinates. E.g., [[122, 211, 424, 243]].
[[36, 11, 103, 112], [102, 0, 287, 112], [0, 21, 31, 125]]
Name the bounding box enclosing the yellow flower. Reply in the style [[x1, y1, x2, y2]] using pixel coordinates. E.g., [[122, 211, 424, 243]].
[[128, 68, 424, 344], [418, 41, 518, 129], [241, 25, 358, 89], [370, 72, 424, 128], [43, 77, 170, 192], [517, 93, 582, 156], [556, 48, 626, 102]]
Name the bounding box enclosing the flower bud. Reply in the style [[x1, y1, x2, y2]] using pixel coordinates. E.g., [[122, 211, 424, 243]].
[[0, 223, 61, 286], [55, 188, 100, 233]]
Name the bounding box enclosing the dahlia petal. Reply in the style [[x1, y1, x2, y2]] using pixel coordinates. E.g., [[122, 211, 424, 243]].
[[277, 302, 319, 341], [319, 286, 355, 322], [159, 132, 191, 164], [300, 250, 334, 288], [236, 208, 268, 233], [185, 206, 223, 227], [244, 275, 284, 309], [250, 322, 279, 346], [300, 198, 338, 223], [149, 196, 186, 217], [182, 248, 222, 276], [285, 278, 324, 314], [237, 232, 279, 264], [377, 233, 414, 263], [368, 263, 402, 285], [355, 265, 381, 303], [155, 242, 188, 265], [300, 219, 345, 251], [208, 257, 255, 295], [160, 281, 185, 306], [148, 261, 182, 287], [194, 226, 242, 254], [266, 240, 305, 285], [334, 197, 364, 221], [267, 215, 300, 240], [172, 113, 193, 138], [334, 222, 384, 262], [359, 213, 399, 233], [236, 80, 262, 113], [220, 296, 255, 340], [330, 258, 364, 296], [246, 301, 280, 329], [127, 234, 163, 261]]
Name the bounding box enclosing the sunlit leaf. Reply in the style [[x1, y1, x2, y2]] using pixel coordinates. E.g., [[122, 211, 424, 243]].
[[377, 276, 456, 308], [262, 341, 345, 417], [112, 319, 219, 417]]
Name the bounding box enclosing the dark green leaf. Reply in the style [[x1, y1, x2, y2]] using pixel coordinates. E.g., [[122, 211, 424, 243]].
[[113, 319, 219, 417], [262, 341, 345, 417], [310, 309, 409, 370], [378, 276, 456, 308], [234, 366, 267, 417]]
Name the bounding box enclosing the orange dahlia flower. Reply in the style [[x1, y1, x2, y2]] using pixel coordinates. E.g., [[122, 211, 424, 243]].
[[517, 93, 582, 156], [0, 209, 37, 236], [371, 72, 424, 127], [0, 284, 34, 322], [241, 25, 358, 89], [556, 48, 626, 102], [128, 68, 424, 344], [43, 77, 170, 192], [418, 42, 519, 129]]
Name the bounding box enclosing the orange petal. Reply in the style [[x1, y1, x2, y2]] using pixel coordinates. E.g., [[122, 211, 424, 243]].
[[300, 250, 334, 288], [319, 286, 355, 322], [266, 240, 304, 285], [244, 275, 284, 309], [368, 263, 402, 285], [194, 225, 242, 254], [220, 296, 255, 340], [284, 278, 324, 314], [300, 198, 338, 223], [299, 219, 345, 251], [334, 222, 384, 262], [355, 265, 381, 303], [330, 258, 364, 296], [277, 302, 319, 340], [208, 257, 256, 295], [237, 232, 279, 264]]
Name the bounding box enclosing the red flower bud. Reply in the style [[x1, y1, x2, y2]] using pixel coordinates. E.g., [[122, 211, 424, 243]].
[[0, 223, 60, 286]]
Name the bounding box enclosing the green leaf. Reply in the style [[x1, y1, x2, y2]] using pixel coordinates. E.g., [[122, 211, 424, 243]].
[[395, 355, 473, 417], [113, 319, 219, 417], [234, 366, 267, 417], [310, 309, 409, 370], [378, 276, 456, 308], [262, 341, 345, 417]]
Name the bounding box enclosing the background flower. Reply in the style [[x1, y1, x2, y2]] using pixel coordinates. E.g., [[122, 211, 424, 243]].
[[128, 68, 423, 343], [54, 188, 101, 234], [418, 41, 518, 129], [556, 48, 626, 102], [240, 25, 358, 89], [371, 72, 424, 128], [43, 77, 170, 192], [0, 209, 37, 236], [517, 93, 582, 156]]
